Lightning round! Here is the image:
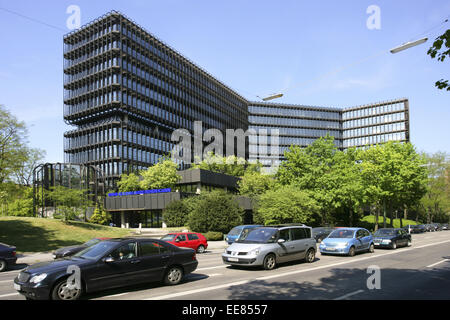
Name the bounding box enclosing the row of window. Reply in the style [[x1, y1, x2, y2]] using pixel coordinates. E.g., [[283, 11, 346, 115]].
[[119, 22, 243, 106], [64, 19, 120, 52], [64, 55, 118, 83], [248, 126, 342, 139], [64, 41, 120, 68], [248, 105, 340, 121], [344, 132, 406, 148], [342, 102, 405, 120], [64, 73, 120, 100], [343, 112, 406, 129], [343, 122, 406, 138], [249, 116, 341, 129]]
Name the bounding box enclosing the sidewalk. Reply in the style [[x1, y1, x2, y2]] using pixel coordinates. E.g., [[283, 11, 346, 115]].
[[16, 240, 229, 265]]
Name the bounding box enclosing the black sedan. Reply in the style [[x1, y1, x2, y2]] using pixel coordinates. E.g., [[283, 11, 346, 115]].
[[52, 237, 111, 259], [14, 238, 198, 300], [0, 242, 17, 272], [373, 228, 411, 249], [312, 227, 335, 243]]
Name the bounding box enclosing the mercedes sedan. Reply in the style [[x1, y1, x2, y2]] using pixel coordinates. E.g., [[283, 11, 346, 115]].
[[373, 228, 412, 249], [14, 238, 198, 300]]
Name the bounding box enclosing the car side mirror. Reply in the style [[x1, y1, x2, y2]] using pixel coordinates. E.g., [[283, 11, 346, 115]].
[[277, 239, 286, 244], [104, 256, 115, 263]]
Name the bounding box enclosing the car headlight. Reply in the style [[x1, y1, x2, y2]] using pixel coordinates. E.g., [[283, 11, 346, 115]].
[[30, 273, 48, 284], [249, 248, 260, 256], [225, 237, 229, 241]]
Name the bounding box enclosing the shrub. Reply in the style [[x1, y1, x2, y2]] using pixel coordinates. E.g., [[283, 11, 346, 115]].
[[187, 190, 243, 234], [204, 231, 224, 241], [89, 206, 111, 225], [162, 198, 192, 227]]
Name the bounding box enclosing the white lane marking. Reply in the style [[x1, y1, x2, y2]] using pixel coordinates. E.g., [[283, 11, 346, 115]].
[[333, 289, 364, 300], [0, 292, 20, 298], [207, 273, 222, 277], [0, 280, 13, 283], [107, 293, 129, 298], [145, 280, 249, 300], [147, 239, 450, 300], [196, 265, 227, 271], [426, 259, 450, 268]]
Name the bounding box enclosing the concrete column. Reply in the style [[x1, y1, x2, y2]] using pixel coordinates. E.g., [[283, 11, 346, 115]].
[[121, 211, 126, 228]]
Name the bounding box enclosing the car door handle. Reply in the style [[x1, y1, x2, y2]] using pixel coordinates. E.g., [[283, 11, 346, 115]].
[[161, 255, 170, 259], [130, 260, 141, 264]]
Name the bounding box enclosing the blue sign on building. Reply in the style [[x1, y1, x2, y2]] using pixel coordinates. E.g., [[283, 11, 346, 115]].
[[108, 188, 172, 197]]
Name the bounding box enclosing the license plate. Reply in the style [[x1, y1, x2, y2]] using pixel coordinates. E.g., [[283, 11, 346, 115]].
[[14, 283, 21, 291], [228, 257, 239, 262], [327, 248, 336, 251]]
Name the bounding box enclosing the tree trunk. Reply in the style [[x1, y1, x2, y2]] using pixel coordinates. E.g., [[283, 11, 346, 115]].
[[374, 206, 379, 232], [383, 199, 387, 228]]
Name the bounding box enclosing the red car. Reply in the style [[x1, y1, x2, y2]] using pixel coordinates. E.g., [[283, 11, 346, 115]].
[[161, 232, 208, 253]]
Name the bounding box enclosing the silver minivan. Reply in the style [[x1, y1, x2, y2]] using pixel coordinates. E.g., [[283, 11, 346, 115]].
[[222, 225, 317, 270]]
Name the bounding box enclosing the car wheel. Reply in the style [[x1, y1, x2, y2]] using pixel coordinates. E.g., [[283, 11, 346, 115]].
[[368, 243, 375, 253], [305, 248, 315, 263], [407, 239, 412, 247], [391, 241, 397, 249], [51, 278, 82, 300], [263, 253, 276, 270], [197, 245, 205, 254], [0, 260, 7, 272], [348, 246, 356, 257], [164, 266, 184, 285]]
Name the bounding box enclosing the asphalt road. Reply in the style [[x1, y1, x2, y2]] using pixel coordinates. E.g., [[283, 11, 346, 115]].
[[1, 231, 449, 300]]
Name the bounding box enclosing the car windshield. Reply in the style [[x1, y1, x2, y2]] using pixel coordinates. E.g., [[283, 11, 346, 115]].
[[237, 228, 277, 244], [227, 227, 243, 236], [74, 241, 118, 260], [84, 238, 101, 246], [328, 229, 355, 239], [374, 229, 396, 236], [160, 234, 177, 241]]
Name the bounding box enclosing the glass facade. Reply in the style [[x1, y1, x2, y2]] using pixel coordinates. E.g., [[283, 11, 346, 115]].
[[248, 103, 342, 167], [63, 11, 410, 183], [248, 99, 410, 168], [63, 11, 248, 188]]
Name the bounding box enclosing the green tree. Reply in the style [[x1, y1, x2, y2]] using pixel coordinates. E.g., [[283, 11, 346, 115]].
[[187, 190, 243, 234], [276, 135, 338, 224], [89, 205, 111, 225], [421, 152, 450, 223], [255, 185, 318, 225], [140, 159, 180, 190], [116, 172, 141, 192], [238, 170, 276, 198], [48, 186, 91, 222], [191, 152, 262, 177], [0, 105, 30, 184], [427, 29, 450, 91], [162, 198, 194, 227]]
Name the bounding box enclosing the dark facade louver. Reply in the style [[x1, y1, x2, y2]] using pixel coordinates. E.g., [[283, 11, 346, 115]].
[[63, 11, 249, 188]]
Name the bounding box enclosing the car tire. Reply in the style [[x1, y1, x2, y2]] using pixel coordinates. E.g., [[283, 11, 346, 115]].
[[407, 239, 412, 247], [51, 278, 82, 301], [0, 259, 7, 272], [263, 253, 276, 270], [197, 245, 205, 254], [305, 248, 315, 263], [391, 241, 397, 249], [348, 246, 356, 257], [164, 266, 184, 286], [368, 243, 375, 253]]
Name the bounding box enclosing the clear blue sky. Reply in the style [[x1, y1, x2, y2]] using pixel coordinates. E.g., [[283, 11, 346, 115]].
[[0, 0, 449, 163]]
